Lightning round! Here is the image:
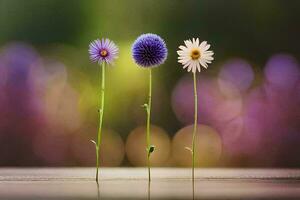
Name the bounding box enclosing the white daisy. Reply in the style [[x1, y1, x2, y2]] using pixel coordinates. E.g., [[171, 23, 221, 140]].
[[177, 38, 214, 73]]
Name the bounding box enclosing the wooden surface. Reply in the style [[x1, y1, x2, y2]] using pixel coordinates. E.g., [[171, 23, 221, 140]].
[[0, 168, 299, 199]]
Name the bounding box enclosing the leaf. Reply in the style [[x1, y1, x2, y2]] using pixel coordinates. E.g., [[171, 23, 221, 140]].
[[90, 140, 98, 149], [149, 145, 155, 153], [141, 103, 148, 109], [185, 147, 193, 154], [147, 145, 156, 157]]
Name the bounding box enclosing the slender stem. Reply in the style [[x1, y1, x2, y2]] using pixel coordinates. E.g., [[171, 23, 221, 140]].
[[192, 72, 198, 182], [147, 180, 151, 200], [96, 62, 105, 182], [146, 69, 152, 182], [192, 178, 195, 200], [96, 181, 100, 200]]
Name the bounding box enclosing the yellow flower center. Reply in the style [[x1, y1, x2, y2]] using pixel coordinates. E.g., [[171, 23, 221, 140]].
[[100, 49, 108, 57], [190, 49, 201, 60]]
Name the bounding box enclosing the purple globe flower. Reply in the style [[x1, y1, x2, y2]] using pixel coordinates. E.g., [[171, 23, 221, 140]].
[[89, 38, 119, 65], [132, 33, 168, 67]]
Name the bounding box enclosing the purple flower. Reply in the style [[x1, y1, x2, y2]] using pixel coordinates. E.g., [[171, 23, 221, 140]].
[[132, 33, 168, 67], [89, 38, 119, 65]]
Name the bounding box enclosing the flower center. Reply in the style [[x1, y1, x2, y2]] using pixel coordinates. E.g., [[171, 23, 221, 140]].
[[100, 49, 108, 57], [190, 49, 201, 60]]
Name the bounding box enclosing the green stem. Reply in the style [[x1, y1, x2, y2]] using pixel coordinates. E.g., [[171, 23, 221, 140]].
[[146, 69, 152, 182], [147, 180, 151, 200], [96, 181, 100, 200], [192, 72, 198, 182], [96, 62, 105, 182]]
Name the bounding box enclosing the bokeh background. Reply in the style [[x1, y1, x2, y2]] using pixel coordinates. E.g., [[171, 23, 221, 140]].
[[0, 0, 300, 167]]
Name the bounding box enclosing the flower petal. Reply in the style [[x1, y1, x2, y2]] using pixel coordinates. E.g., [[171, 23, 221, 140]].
[[200, 41, 207, 49]]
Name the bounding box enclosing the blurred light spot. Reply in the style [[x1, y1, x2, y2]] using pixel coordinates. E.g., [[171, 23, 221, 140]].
[[214, 97, 243, 123], [220, 116, 244, 147], [172, 76, 225, 126], [77, 77, 98, 122], [172, 124, 222, 167], [0, 59, 8, 88], [125, 125, 171, 166], [43, 62, 82, 134], [233, 87, 273, 159], [172, 75, 242, 126], [0, 43, 45, 165], [0, 60, 7, 108], [218, 78, 241, 98], [110, 42, 147, 92], [219, 59, 254, 92], [264, 54, 300, 89], [33, 132, 70, 165]]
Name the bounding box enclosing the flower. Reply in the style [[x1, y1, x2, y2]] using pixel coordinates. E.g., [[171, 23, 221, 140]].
[[132, 33, 168, 67], [89, 38, 119, 65], [177, 38, 214, 73]]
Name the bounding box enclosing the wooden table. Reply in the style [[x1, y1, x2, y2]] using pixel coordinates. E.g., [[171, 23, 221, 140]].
[[0, 168, 299, 199]]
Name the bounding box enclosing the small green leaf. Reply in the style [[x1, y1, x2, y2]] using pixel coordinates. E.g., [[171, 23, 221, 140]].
[[141, 103, 148, 110], [147, 145, 156, 157], [149, 145, 155, 153], [185, 147, 193, 154], [90, 140, 98, 149]]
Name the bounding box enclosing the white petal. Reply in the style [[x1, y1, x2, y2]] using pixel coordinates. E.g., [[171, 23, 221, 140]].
[[178, 59, 187, 64], [195, 38, 199, 47], [200, 60, 207, 69], [178, 57, 184, 62], [192, 65, 197, 73], [178, 55, 190, 60], [185, 40, 193, 49], [179, 45, 187, 51], [192, 62, 197, 73], [196, 62, 201, 72], [183, 61, 191, 69], [177, 50, 189, 56], [191, 39, 197, 48], [187, 64, 193, 72], [200, 41, 207, 49], [204, 50, 214, 54], [177, 50, 185, 56], [178, 56, 188, 60], [204, 44, 211, 51], [184, 40, 188, 46], [178, 58, 190, 64], [203, 56, 214, 61], [203, 52, 214, 57]]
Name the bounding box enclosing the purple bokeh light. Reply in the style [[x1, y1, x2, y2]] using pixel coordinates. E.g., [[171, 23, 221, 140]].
[[264, 54, 300, 90], [218, 59, 254, 92], [172, 75, 242, 127], [0, 43, 45, 165]]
